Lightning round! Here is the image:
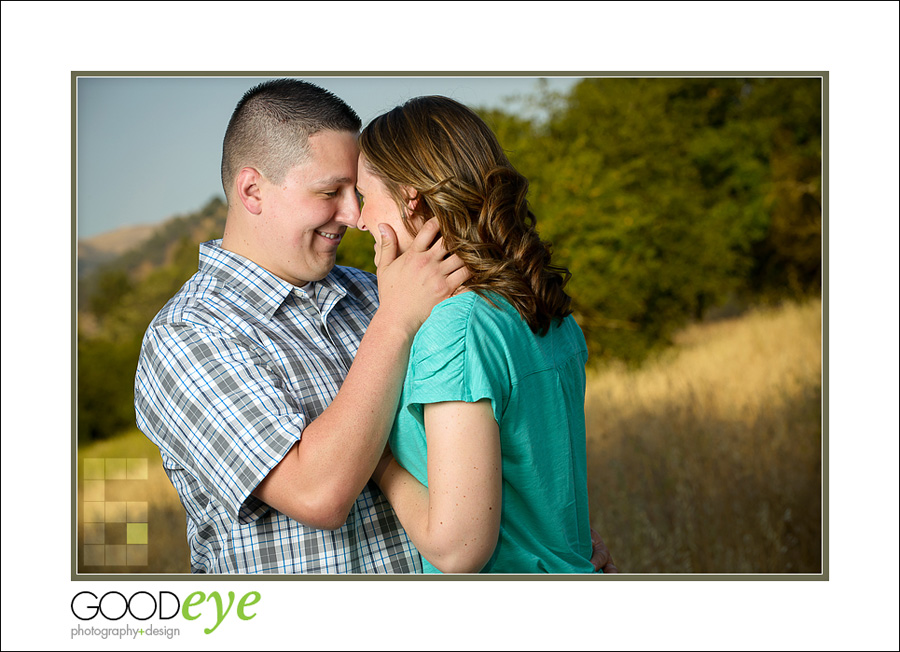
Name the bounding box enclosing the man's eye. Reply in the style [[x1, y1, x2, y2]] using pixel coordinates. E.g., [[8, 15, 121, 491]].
[[323, 191, 338, 198]]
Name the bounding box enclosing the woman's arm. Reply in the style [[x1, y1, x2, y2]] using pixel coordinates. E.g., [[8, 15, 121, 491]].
[[373, 399, 502, 573]]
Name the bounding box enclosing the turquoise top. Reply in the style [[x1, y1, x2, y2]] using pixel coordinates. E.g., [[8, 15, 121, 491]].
[[389, 291, 595, 573]]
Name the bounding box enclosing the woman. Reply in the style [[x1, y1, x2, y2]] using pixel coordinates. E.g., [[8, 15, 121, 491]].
[[356, 96, 595, 573]]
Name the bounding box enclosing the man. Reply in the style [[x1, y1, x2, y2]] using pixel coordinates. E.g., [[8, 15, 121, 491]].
[[134, 79, 616, 574]]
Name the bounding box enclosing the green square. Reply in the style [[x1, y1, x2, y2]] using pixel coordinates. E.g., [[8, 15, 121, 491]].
[[84, 523, 105, 544], [83, 544, 104, 565], [127, 523, 148, 545], [127, 545, 148, 566], [106, 545, 127, 565], [83, 480, 105, 502], [84, 459, 105, 480], [105, 458, 127, 480], [127, 458, 148, 480], [127, 502, 148, 523], [84, 502, 105, 523]]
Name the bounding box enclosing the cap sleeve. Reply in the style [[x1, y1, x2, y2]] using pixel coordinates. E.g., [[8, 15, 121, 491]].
[[403, 295, 506, 425]]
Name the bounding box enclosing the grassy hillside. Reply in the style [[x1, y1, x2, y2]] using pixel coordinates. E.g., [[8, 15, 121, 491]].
[[76, 299, 822, 574], [585, 299, 822, 573]]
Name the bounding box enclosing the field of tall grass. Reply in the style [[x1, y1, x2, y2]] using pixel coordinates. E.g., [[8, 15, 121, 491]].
[[585, 299, 822, 573], [76, 298, 822, 575]]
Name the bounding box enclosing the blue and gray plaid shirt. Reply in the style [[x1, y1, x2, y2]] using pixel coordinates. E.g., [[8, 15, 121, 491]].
[[134, 240, 421, 573]]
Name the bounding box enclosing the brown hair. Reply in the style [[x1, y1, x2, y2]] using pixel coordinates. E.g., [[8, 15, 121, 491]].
[[358, 95, 572, 335]]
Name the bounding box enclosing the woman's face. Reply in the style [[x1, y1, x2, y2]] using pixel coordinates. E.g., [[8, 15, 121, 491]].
[[356, 155, 421, 266]]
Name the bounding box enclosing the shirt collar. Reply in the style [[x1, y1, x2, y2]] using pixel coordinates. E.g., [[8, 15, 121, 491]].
[[198, 240, 347, 321]]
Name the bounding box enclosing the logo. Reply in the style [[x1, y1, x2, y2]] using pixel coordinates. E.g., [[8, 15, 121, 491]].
[[70, 590, 260, 636], [71, 591, 179, 621]]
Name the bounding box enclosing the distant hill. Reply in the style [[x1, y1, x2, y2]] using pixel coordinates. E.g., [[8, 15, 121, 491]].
[[78, 223, 159, 277], [77, 196, 227, 310], [78, 197, 227, 278]]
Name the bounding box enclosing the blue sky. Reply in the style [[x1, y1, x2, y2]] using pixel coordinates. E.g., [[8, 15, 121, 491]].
[[77, 75, 580, 238]]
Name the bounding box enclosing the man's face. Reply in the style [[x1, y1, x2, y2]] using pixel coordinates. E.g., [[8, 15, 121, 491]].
[[255, 130, 360, 286]]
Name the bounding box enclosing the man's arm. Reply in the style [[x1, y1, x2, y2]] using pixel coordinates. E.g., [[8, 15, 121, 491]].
[[253, 220, 470, 529]]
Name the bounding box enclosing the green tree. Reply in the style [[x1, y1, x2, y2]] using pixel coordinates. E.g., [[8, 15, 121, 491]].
[[482, 77, 821, 362]]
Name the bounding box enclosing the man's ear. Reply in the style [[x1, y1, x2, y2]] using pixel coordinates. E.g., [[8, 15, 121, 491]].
[[236, 167, 264, 215]]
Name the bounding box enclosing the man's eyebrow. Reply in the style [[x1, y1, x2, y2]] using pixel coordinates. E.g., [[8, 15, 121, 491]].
[[313, 176, 354, 186]]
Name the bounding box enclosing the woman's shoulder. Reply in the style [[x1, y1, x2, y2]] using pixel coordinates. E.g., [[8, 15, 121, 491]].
[[407, 292, 514, 405], [413, 292, 501, 352], [429, 290, 479, 316], [422, 291, 520, 337], [413, 293, 477, 353]]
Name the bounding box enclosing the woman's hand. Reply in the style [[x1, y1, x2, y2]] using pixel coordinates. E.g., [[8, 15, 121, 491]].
[[372, 444, 394, 485], [590, 529, 619, 573]]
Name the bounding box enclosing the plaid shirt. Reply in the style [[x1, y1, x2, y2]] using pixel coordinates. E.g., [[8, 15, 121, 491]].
[[134, 240, 421, 573]]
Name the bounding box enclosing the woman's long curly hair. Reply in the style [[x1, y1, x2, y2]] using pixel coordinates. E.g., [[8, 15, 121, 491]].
[[358, 96, 572, 335]]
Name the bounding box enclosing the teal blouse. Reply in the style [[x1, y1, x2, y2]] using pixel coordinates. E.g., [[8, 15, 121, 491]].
[[389, 291, 595, 573]]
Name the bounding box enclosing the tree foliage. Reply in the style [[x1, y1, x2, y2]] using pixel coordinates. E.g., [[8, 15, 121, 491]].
[[78, 201, 226, 443], [483, 77, 821, 361]]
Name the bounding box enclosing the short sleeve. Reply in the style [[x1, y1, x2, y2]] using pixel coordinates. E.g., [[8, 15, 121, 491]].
[[134, 322, 305, 525], [402, 295, 507, 426]]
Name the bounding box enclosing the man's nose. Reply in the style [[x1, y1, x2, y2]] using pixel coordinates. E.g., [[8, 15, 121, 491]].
[[334, 191, 361, 227]]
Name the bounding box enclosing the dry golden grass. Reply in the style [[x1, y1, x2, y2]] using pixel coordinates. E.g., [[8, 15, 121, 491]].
[[585, 299, 822, 573], [77, 300, 821, 574]]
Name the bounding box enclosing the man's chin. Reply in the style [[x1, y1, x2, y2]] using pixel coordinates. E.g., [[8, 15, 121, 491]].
[[311, 257, 338, 280]]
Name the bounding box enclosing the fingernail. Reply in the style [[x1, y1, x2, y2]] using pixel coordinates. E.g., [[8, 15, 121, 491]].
[[378, 225, 388, 237]]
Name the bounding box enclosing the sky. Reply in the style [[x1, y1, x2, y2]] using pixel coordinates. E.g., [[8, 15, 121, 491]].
[[77, 75, 581, 238]]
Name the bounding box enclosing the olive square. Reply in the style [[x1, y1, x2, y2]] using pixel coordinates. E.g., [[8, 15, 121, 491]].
[[84, 523, 105, 544], [105, 502, 127, 523], [83, 480, 105, 502], [84, 502, 105, 523], [105, 545, 127, 565], [127, 458, 148, 480], [84, 458, 105, 480], [105, 458, 127, 480], [127, 545, 148, 565], [127, 501, 148, 523], [83, 545, 105, 565], [105, 522, 127, 545]]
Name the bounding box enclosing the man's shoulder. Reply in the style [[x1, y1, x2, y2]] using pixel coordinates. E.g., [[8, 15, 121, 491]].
[[146, 269, 235, 332], [330, 264, 376, 288], [329, 265, 379, 307]]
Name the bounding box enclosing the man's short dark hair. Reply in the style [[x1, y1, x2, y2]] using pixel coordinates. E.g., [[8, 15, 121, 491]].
[[221, 79, 361, 203]]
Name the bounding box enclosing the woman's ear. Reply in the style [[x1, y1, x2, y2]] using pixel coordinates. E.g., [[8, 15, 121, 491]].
[[236, 167, 263, 215], [402, 187, 420, 215]]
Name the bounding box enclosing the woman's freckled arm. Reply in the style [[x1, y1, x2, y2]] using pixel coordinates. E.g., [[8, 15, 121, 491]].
[[372, 399, 501, 573]]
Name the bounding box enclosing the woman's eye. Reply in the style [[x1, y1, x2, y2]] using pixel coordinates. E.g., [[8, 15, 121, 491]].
[[356, 191, 365, 209]]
